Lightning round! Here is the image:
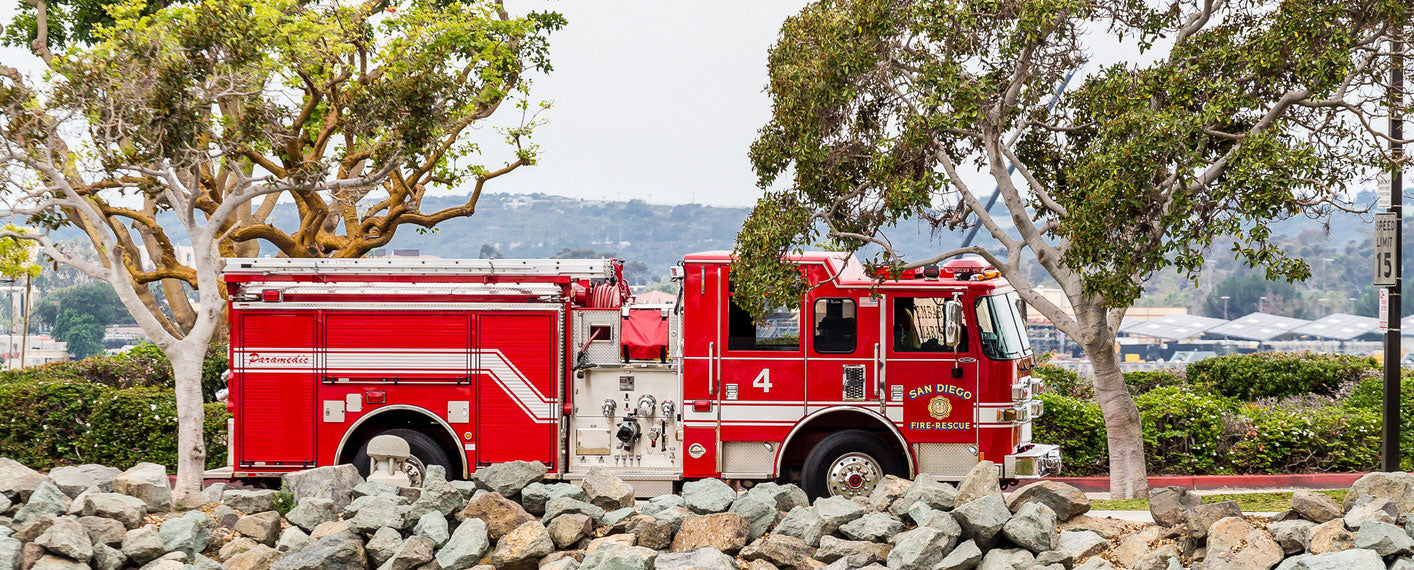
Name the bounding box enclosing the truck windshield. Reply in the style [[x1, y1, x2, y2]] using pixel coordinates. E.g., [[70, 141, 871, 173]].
[[975, 292, 1032, 360]]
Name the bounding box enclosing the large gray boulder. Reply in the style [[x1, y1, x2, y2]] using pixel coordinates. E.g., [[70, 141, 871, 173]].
[[112, 463, 172, 512], [1055, 530, 1108, 561], [1343, 496, 1397, 530], [774, 506, 827, 547], [814, 536, 890, 565], [955, 461, 1003, 506], [435, 518, 489, 570], [366, 527, 403, 567], [814, 496, 865, 534], [728, 496, 776, 541], [655, 547, 737, 570], [376, 535, 435, 570], [1001, 501, 1059, 553], [889, 477, 957, 515], [937, 539, 984, 570], [682, 478, 736, 514], [671, 513, 749, 554], [952, 495, 1012, 548], [48, 465, 121, 498], [1354, 520, 1414, 557], [739, 534, 816, 570], [886, 527, 953, 570], [1204, 516, 1283, 570], [581, 469, 635, 511], [578, 543, 658, 570], [90, 542, 125, 570], [1292, 490, 1343, 523], [78, 516, 125, 547], [1147, 486, 1201, 527], [413, 511, 450, 548], [277, 527, 311, 554], [474, 461, 546, 499], [521, 482, 587, 515], [745, 482, 809, 512], [1269, 520, 1317, 555], [13, 481, 71, 526], [1287, 549, 1387, 570], [234, 511, 282, 545], [0, 459, 44, 502], [348, 495, 408, 534], [222, 489, 279, 514], [270, 531, 368, 570], [1347, 472, 1414, 513], [159, 511, 211, 558], [546, 512, 592, 549], [488, 520, 554, 570], [1006, 481, 1089, 522], [977, 548, 1034, 570], [1187, 500, 1243, 539], [121, 525, 166, 564], [0, 537, 21, 570], [35, 516, 93, 562], [71, 492, 146, 529], [285, 497, 339, 532], [282, 465, 363, 512], [541, 497, 605, 525], [461, 492, 534, 540], [838, 512, 905, 543]]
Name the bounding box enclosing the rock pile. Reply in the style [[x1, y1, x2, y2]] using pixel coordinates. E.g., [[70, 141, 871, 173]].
[[2, 457, 1414, 570]]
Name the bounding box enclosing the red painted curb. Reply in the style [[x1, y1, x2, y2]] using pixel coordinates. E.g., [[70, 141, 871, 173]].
[[1042, 472, 1368, 493]]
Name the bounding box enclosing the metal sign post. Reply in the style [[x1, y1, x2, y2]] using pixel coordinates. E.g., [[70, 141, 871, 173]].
[[1381, 30, 1405, 473]]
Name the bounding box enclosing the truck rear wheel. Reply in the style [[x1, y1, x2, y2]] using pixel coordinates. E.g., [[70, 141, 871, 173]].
[[350, 428, 453, 487], [801, 430, 905, 499]]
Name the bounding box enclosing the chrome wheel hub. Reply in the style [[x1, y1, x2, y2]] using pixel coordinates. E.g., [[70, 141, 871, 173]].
[[827, 452, 882, 498], [402, 456, 427, 487]]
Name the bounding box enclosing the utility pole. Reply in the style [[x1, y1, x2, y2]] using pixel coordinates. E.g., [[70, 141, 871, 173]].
[[1383, 28, 1405, 473]]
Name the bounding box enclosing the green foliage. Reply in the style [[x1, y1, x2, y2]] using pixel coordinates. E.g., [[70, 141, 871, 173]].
[[1346, 375, 1414, 470], [1228, 403, 1381, 473], [1187, 352, 1376, 400], [55, 309, 105, 359], [1033, 393, 1108, 475], [1200, 274, 1311, 319], [1134, 387, 1236, 474], [0, 342, 226, 402], [0, 380, 108, 466], [1123, 371, 1185, 395], [34, 282, 132, 329], [0, 226, 41, 280], [79, 387, 230, 470], [1032, 364, 1086, 398], [270, 490, 295, 516]]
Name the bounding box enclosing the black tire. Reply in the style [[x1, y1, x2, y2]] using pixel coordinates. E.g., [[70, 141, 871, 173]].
[[800, 429, 906, 499], [350, 428, 455, 484]]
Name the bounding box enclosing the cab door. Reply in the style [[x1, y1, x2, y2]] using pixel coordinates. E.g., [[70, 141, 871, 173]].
[[884, 294, 979, 473], [805, 297, 878, 413], [715, 276, 805, 445]]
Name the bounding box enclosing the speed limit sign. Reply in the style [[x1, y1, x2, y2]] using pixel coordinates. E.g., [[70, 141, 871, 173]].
[[1374, 212, 1399, 287]]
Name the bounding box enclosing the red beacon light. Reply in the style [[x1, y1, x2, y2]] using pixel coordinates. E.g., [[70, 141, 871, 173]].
[[941, 258, 999, 280]]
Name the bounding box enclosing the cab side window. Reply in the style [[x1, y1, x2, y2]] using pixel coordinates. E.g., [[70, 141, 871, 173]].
[[727, 295, 801, 351], [812, 298, 856, 353], [893, 297, 967, 352]]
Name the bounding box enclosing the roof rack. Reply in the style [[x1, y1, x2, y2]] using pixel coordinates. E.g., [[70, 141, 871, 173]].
[[222, 258, 615, 279]]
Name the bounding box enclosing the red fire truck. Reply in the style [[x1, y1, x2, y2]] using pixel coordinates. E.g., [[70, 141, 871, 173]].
[[219, 252, 1058, 498]]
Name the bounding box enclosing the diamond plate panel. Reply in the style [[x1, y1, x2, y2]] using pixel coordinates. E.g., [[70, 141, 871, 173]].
[[722, 441, 776, 474], [914, 443, 979, 479], [842, 365, 866, 400], [573, 311, 621, 364]]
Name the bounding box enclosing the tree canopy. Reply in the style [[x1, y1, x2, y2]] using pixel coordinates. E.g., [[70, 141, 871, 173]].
[[736, 0, 1409, 498]]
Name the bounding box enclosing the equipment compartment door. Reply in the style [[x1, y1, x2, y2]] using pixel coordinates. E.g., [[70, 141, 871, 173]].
[[235, 312, 318, 468], [475, 312, 560, 467], [885, 295, 979, 446]]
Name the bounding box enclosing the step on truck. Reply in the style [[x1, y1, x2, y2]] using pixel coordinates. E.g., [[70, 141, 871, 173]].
[[217, 252, 1059, 497]]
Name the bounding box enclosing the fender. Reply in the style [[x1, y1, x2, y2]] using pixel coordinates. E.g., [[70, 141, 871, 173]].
[[775, 405, 915, 478], [335, 404, 470, 478]]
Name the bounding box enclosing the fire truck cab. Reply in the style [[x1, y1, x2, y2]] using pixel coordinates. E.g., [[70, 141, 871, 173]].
[[220, 252, 1058, 498]]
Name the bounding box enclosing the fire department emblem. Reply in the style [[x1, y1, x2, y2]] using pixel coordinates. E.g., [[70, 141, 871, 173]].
[[927, 396, 952, 420]]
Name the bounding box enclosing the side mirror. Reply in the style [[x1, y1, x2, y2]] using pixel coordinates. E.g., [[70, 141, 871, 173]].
[[943, 299, 964, 347]]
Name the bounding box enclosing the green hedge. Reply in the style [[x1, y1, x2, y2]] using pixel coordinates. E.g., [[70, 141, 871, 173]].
[[1228, 404, 1382, 473], [0, 343, 229, 403], [1345, 375, 1414, 471], [1034, 393, 1108, 475], [1186, 352, 1376, 400], [1123, 370, 1185, 394], [0, 378, 229, 470], [1133, 387, 1234, 474], [79, 387, 230, 470]]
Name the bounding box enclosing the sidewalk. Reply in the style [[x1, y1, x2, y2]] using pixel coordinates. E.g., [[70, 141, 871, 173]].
[[1045, 472, 1365, 493]]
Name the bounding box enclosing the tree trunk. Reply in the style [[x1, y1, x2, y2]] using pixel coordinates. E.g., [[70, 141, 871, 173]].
[[169, 346, 208, 505], [1084, 341, 1148, 499]]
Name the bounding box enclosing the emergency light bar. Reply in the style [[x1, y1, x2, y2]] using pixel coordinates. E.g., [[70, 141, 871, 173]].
[[223, 257, 615, 280]]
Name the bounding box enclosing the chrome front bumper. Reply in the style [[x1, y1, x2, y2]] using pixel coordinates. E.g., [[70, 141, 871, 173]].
[[1004, 443, 1062, 478]]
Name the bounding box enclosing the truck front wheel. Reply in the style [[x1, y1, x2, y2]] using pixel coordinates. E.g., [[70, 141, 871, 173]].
[[801, 430, 905, 499], [350, 428, 454, 487]]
